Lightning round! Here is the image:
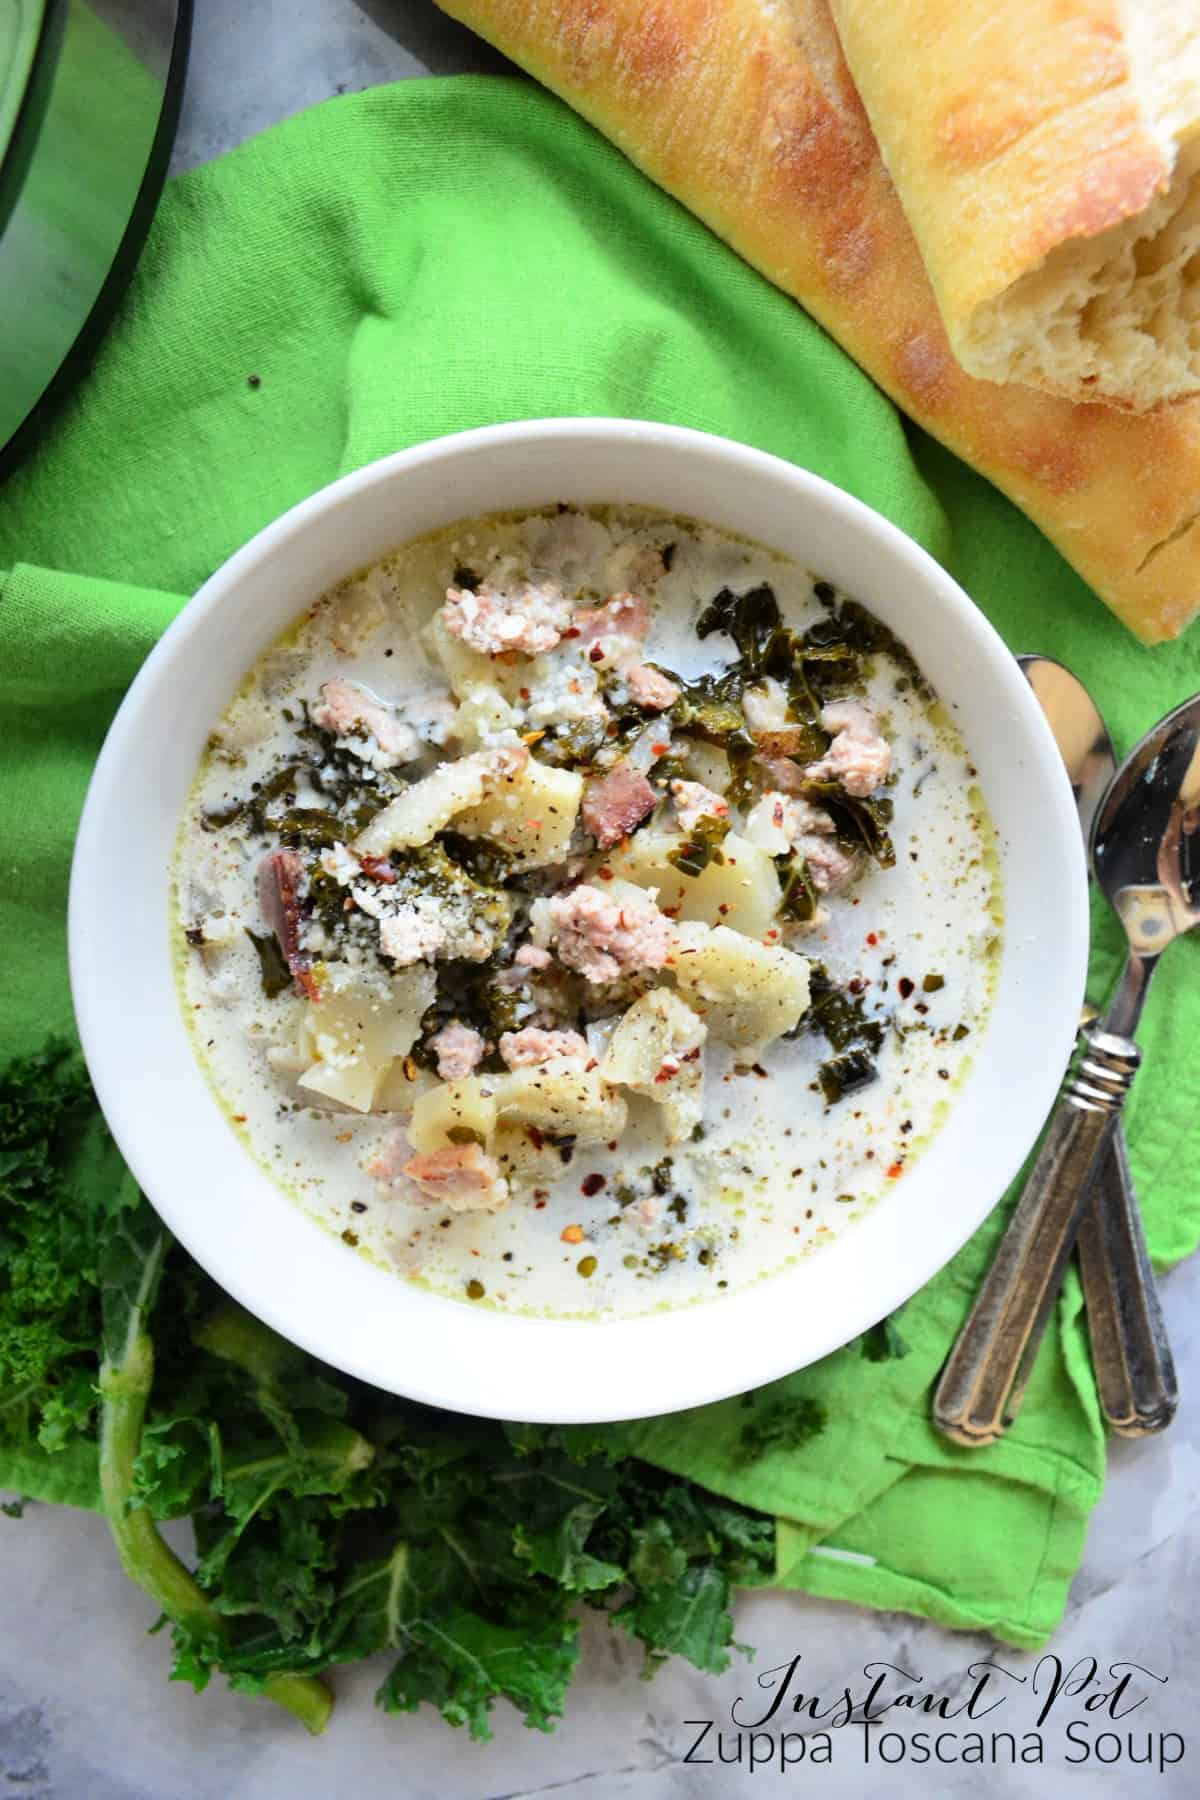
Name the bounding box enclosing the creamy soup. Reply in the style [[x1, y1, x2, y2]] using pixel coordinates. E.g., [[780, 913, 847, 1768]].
[[175, 505, 1001, 1319]]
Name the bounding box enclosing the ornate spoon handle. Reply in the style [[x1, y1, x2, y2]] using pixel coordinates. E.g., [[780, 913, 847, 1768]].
[[1077, 1122, 1178, 1436], [934, 1031, 1140, 1448]]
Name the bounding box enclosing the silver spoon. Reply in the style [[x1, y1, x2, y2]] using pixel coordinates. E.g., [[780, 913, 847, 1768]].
[[1017, 657, 1177, 1437], [934, 692, 1200, 1446]]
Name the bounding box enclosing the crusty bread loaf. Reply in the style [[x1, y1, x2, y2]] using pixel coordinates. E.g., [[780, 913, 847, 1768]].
[[434, 0, 1200, 642], [829, 0, 1200, 411]]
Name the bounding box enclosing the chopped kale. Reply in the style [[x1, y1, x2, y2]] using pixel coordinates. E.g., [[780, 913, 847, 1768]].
[[817, 1047, 878, 1105], [665, 668, 753, 750], [803, 964, 885, 1055], [532, 715, 610, 771], [273, 807, 347, 850], [244, 928, 292, 998], [807, 588, 929, 694], [667, 813, 730, 878], [440, 830, 515, 888], [413, 958, 527, 1069], [799, 779, 895, 868], [774, 852, 818, 923], [696, 584, 791, 682]]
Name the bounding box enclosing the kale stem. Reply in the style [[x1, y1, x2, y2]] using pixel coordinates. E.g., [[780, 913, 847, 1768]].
[[98, 1329, 333, 1735]]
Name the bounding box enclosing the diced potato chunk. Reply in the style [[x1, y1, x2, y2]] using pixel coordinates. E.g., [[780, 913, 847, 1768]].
[[678, 740, 730, 791], [407, 1075, 503, 1153], [491, 1119, 566, 1189], [602, 989, 707, 1143], [609, 830, 780, 939], [670, 924, 810, 1051], [296, 968, 434, 1113], [455, 757, 583, 870], [353, 751, 499, 854], [455, 684, 520, 749], [423, 612, 496, 697], [494, 1065, 628, 1145]]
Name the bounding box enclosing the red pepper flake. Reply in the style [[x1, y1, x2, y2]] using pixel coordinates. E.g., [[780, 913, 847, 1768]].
[[232, 1113, 247, 1123], [718, 902, 731, 915], [897, 976, 915, 999], [848, 977, 866, 994], [887, 1162, 904, 1179], [561, 1222, 586, 1242], [527, 1124, 546, 1150], [519, 686, 531, 701], [651, 741, 668, 756], [535, 1197, 548, 1209], [360, 854, 397, 884], [607, 1139, 618, 1152], [866, 932, 878, 946], [765, 929, 779, 940], [751, 1063, 769, 1079], [682, 1046, 702, 1063], [589, 645, 605, 663], [563, 625, 581, 639], [597, 865, 615, 880], [662, 905, 681, 918], [580, 1173, 606, 1197]]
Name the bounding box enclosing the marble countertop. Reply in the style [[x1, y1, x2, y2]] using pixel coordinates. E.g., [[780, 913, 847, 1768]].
[[4, 4, 1198, 1795]]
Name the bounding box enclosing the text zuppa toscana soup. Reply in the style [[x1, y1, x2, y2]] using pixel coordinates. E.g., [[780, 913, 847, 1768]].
[[175, 505, 1001, 1318]]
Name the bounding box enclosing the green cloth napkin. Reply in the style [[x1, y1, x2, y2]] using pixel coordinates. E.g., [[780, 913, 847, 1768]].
[[2, 76, 1198, 1652]]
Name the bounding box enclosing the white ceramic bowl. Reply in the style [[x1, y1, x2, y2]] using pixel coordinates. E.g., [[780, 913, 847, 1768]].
[[70, 420, 1088, 1422]]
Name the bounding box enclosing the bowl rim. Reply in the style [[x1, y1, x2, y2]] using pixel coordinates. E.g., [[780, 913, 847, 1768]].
[[69, 417, 1089, 1422]]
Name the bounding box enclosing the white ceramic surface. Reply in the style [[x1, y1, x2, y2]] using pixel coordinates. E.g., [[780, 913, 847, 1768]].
[[68, 419, 1089, 1423]]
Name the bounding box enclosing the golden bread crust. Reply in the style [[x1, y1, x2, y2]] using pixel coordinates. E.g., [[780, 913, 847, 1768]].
[[437, 0, 1200, 640]]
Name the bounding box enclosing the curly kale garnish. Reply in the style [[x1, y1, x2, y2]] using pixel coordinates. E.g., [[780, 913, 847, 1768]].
[[736, 1392, 827, 1462], [2, 1040, 784, 1739]]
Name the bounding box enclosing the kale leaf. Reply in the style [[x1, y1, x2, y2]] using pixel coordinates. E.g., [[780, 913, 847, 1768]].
[[0, 1043, 782, 1743]]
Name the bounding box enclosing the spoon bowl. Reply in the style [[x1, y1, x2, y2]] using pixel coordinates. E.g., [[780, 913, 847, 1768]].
[[1092, 694, 1200, 1037]]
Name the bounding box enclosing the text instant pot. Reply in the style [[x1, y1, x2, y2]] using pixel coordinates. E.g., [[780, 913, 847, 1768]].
[[683, 1654, 1183, 1774]]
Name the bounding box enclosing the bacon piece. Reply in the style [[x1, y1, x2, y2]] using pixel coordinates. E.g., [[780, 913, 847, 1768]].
[[257, 851, 318, 999], [499, 1027, 590, 1069], [401, 1142, 509, 1212], [582, 761, 658, 849], [624, 663, 679, 710], [429, 1022, 487, 1081]]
